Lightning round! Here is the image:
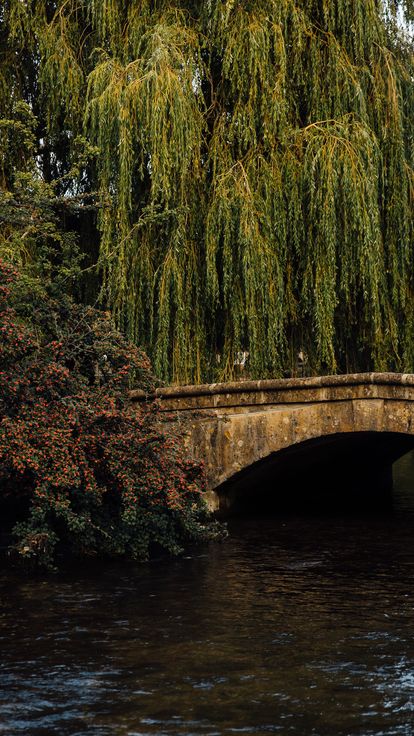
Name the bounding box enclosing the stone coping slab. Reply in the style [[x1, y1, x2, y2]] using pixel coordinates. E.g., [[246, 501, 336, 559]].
[[130, 372, 414, 402]]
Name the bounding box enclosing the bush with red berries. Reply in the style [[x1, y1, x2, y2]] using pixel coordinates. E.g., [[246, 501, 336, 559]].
[[0, 260, 221, 569]]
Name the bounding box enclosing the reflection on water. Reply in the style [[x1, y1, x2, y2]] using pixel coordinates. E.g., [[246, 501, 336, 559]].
[[2, 452, 414, 735]]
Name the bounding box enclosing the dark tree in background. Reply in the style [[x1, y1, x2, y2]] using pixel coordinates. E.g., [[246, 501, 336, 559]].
[[0, 1, 413, 382]]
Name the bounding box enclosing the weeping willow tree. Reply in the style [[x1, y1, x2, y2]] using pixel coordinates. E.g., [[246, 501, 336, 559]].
[[0, 0, 413, 382]]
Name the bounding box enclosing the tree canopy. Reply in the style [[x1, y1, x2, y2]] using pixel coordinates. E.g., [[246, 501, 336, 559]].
[[1, 1, 413, 382]]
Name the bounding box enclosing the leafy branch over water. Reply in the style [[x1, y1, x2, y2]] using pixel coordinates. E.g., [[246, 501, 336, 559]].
[[0, 261, 222, 570]]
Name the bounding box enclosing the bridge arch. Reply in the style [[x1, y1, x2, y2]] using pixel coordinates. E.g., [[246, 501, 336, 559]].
[[214, 430, 414, 514], [130, 373, 414, 512]]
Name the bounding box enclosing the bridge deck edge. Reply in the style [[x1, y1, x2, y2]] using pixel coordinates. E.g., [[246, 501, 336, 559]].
[[130, 372, 414, 402]]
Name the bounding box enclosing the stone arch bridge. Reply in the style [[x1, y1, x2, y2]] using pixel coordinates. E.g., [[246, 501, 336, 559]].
[[130, 373, 414, 514]]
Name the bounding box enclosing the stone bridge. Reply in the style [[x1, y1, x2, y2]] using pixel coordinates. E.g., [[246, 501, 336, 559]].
[[130, 373, 414, 514]]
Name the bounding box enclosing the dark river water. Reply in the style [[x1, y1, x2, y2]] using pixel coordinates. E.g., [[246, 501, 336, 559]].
[[2, 454, 414, 736]]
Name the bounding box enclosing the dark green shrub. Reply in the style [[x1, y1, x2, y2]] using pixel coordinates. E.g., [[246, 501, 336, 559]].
[[0, 260, 222, 569]]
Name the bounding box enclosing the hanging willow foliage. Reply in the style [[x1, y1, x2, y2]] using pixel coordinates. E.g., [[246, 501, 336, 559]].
[[0, 0, 413, 382]]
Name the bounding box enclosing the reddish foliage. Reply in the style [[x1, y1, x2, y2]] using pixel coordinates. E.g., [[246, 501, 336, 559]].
[[0, 261, 218, 569]]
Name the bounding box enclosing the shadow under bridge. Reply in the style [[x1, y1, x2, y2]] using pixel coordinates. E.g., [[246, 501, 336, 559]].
[[216, 432, 414, 515]]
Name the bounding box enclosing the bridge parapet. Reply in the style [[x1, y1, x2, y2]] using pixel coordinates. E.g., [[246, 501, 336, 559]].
[[131, 373, 414, 413]]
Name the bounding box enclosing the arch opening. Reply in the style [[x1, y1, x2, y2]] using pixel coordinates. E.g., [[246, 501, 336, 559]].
[[216, 432, 414, 516]]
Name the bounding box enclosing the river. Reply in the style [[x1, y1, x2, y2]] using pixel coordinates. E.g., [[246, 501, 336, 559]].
[[2, 453, 414, 735]]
